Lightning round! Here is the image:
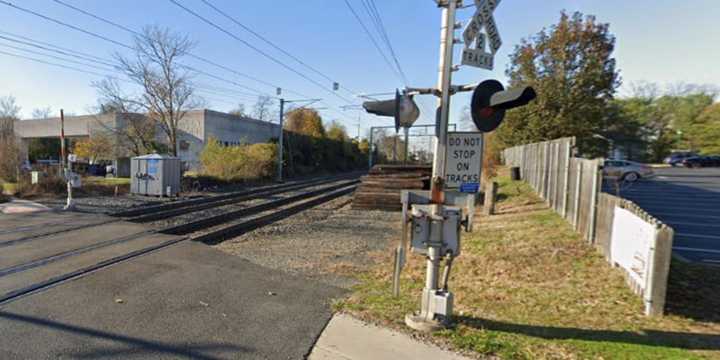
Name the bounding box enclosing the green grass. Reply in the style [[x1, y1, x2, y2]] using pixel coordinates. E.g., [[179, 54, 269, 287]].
[[83, 176, 130, 186], [337, 172, 720, 359], [1, 182, 19, 195]]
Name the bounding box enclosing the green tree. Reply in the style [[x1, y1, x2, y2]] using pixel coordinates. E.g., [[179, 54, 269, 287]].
[[284, 108, 326, 138], [497, 11, 620, 156], [688, 103, 720, 154], [326, 120, 348, 142]]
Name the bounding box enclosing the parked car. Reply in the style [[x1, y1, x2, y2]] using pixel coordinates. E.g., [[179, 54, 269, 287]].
[[664, 151, 697, 166], [710, 156, 720, 166], [682, 156, 718, 168], [603, 159, 654, 182]]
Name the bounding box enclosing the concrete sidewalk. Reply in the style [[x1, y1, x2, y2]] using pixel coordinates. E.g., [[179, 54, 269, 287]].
[[309, 314, 472, 360], [0, 199, 50, 214]]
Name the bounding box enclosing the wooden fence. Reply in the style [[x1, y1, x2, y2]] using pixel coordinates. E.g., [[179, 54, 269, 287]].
[[503, 137, 674, 316], [502, 137, 602, 242]]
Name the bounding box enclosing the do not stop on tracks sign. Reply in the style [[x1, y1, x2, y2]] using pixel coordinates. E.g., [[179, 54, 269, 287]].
[[444, 132, 484, 189]]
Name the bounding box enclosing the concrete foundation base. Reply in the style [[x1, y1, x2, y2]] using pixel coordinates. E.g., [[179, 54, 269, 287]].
[[405, 313, 449, 332]]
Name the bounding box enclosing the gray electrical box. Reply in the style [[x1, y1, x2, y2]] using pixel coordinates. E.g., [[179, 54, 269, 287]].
[[130, 154, 181, 197], [409, 204, 461, 256]]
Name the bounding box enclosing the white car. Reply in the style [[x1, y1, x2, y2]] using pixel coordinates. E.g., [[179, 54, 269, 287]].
[[603, 160, 654, 182]]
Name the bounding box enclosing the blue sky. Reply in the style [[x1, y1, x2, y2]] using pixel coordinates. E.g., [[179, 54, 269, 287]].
[[1, 0, 718, 136]]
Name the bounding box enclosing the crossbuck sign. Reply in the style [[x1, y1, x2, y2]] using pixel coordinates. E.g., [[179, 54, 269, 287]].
[[461, 0, 502, 70]]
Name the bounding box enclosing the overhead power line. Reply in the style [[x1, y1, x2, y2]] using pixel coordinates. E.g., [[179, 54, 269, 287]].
[[343, 0, 407, 86], [0, 0, 357, 122], [47, 0, 357, 119], [0, 48, 114, 78], [0, 0, 278, 98], [167, 0, 357, 105], [0, 33, 117, 68], [198, 0, 362, 97], [361, 0, 408, 85], [0, 29, 113, 64], [0, 48, 253, 108], [49, 0, 298, 97], [0, 41, 115, 72]]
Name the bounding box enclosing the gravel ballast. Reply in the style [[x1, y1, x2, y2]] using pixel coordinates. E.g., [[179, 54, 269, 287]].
[[214, 195, 402, 288]]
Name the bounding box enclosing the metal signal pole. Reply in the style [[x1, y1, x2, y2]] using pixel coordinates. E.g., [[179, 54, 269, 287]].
[[429, 0, 460, 206], [60, 109, 66, 173], [277, 98, 285, 182], [403, 0, 461, 332], [276, 98, 322, 182]]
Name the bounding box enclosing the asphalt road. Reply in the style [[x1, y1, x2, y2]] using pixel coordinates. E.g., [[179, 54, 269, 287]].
[[0, 211, 344, 359], [611, 167, 720, 264]]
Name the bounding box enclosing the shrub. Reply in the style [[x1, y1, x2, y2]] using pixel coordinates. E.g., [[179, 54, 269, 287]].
[[0, 135, 21, 183], [15, 171, 66, 197], [200, 138, 277, 182]]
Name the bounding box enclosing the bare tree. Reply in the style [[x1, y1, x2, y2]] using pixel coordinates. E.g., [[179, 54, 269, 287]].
[[0, 95, 21, 181], [94, 26, 200, 156], [93, 81, 160, 157], [252, 95, 275, 122], [229, 103, 246, 117], [31, 106, 53, 119], [627, 81, 660, 100], [0, 96, 20, 136]]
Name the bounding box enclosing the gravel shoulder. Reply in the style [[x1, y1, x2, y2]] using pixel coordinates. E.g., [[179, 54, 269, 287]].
[[213, 195, 401, 289]]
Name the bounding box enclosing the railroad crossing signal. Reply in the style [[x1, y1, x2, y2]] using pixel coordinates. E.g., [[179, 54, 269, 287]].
[[461, 0, 502, 70], [362, 90, 420, 132], [470, 79, 536, 132]]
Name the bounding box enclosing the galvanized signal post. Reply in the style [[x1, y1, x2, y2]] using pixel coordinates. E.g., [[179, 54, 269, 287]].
[[362, 0, 536, 332]]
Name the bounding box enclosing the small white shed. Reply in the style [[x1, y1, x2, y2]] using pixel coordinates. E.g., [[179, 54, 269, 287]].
[[130, 154, 181, 197]]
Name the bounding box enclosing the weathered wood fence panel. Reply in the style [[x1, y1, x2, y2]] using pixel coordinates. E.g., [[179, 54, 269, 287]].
[[503, 137, 674, 316]]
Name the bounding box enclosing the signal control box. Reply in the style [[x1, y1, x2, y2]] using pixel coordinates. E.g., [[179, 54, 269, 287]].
[[410, 204, 462, 257]]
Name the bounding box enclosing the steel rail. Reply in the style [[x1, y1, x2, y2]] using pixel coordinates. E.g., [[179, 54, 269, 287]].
[[0, 183, 357, 305]]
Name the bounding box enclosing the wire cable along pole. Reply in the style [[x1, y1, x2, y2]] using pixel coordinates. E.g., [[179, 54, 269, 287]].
[[401, 0, 535, 332]]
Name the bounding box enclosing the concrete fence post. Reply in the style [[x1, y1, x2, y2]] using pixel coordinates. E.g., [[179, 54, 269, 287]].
[[535, 144, 541, 192], [553, 142, 561, 211], [562, 141, 571, 218], [547, 142, 554, 205], [645, 225, 674, 316], [573, 160, 583, 231], [483, 181, 498, 216], [587, 159, 602, 244]]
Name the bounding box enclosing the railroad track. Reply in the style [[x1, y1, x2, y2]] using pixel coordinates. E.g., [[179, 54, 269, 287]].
[[0, 174, 357, 248], [0, 177, 359, 305]]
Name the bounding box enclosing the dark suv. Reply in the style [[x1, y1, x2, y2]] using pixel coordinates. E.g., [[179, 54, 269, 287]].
[[664, 152, 697, 166], [682, 156, 718, 168]]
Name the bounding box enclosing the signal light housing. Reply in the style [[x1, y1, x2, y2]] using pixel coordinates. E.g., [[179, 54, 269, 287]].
[[471, 80, 536, 132], [362, 90, 420, 131]]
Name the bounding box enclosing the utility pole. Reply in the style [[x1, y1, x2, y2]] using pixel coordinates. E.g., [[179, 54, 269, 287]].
[[276, 98, 322, 182], [277, 98, 285, 182], [403, 126, 410, 164], [60, 109, 65, 174], [60, 109, 75, 211]]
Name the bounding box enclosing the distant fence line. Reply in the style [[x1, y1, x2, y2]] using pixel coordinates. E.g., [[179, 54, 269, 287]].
[[502, 137, 674, 316]]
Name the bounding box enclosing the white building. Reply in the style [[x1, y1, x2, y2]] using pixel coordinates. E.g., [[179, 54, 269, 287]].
[[14, 109, 280, 173]]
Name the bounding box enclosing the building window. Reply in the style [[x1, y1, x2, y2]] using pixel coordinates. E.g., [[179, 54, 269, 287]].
[[179, 140, 190, 151]]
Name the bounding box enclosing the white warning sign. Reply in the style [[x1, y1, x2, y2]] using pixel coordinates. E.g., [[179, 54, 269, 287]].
[[445, 132, 483, 188]]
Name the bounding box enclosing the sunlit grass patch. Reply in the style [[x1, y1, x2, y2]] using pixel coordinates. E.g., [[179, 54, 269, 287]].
[[337, 173, 720, 359]]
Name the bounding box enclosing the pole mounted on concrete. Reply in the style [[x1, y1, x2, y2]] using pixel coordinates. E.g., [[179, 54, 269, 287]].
[[404, 0, 462, 333], [60, 109, 75, 211]]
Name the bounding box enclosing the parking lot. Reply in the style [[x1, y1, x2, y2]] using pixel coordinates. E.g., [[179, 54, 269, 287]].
[[612, 167, 720, 264]]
